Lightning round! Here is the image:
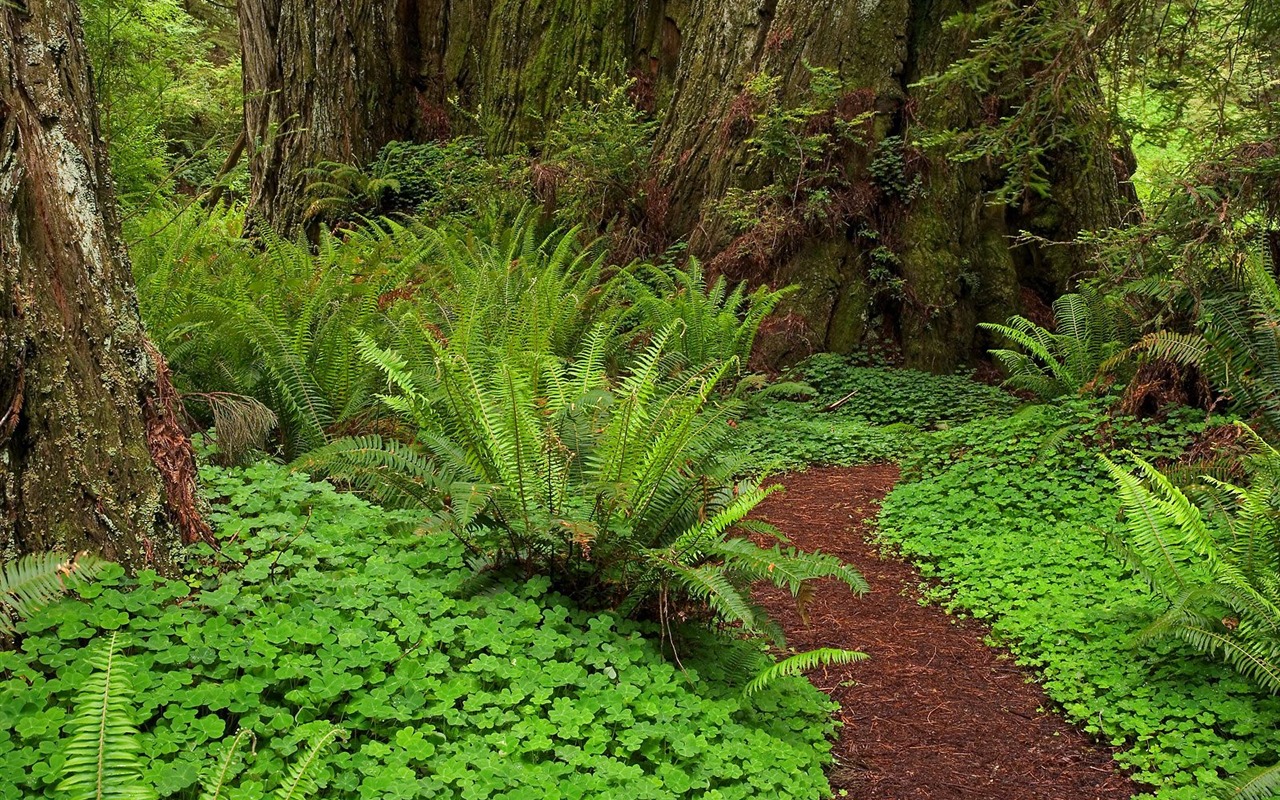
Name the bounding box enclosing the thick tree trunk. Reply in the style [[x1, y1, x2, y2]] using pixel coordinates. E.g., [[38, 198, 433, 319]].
[[0, 0, 207, 569], [648, 0, 1134, 368], [240, 0, 1135, 368], [238, 0, 427, 238]]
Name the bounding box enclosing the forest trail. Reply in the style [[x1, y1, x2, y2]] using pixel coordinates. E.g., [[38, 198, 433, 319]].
[[750, 466, 1142, 800]]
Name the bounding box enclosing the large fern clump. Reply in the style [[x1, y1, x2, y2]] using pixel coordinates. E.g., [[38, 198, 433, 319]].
[[296, 218, 861, 639], [305, 321, 865, 638], [982, 287, 1132, 398], [1103, 428, 1280, 693], [133, 208, 435, 460]]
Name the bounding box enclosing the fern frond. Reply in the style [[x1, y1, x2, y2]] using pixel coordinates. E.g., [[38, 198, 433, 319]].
[[273, 726, 345, 800], [197, 729, 253, 800], [58, 631, 155, 800], [666, 562, 764, 633], [1, 552, 106, 634], [743, 648, 868, 696], [1226, 759, 1280, 799]]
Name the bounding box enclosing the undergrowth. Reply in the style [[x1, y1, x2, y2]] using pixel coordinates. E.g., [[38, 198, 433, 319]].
[[737, 355, 1016, 471], [0, 461, 838, 800], [878, 396, 1280, 798]]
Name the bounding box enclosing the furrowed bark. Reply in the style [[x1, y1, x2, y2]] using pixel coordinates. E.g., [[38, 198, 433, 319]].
[[1, 0, 208, 570]]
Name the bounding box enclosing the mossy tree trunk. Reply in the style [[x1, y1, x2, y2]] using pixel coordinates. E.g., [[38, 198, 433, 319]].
[[649, 0, 1134, 368], [0, 0, 207, 569], [240, 0, 1134, 368]]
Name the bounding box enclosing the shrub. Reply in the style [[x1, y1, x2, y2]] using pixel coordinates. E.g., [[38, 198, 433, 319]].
[[306, 323, 866, 638]]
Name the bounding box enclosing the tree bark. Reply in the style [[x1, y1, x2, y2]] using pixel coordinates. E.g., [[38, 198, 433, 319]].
[[0, 0, 208, 569], [238, 0, 427, 238]]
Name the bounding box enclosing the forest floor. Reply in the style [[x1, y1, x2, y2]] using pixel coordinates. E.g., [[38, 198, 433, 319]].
[[750, 465, 1144, 800]]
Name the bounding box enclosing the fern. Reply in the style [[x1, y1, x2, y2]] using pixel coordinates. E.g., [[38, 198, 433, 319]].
[[197, 730, 252, 800], [1223, 760, 1280, 800], [626, 259, 791, 374], [743, 648, 868, 696], [304, 244, 863, 645], [61, 634, 345, 800], [58, 631, 155, 800], [981, 287, 1130, 398], [1132, 241, 1280, 434], [1104, 431, 1280, 693], [273, 726, 345, 800], [0, 552, 105, 635]]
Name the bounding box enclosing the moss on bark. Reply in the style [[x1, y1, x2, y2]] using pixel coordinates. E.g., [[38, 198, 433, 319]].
[[1, 0, 197, 570]]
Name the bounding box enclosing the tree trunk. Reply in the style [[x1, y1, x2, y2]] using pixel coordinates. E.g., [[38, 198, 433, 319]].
[[239, 0, 1135, 368], [647, 0, 1135, 369], [0, 0, 208, 569], [238, 0, 427, 238]]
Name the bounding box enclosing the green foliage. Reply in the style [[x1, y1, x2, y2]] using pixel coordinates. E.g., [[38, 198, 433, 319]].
[[793, 356, 1019, 426], [302, 139, 500, 225], [625, 259, 790, 374], [58, 631, 155, 800], [1103, 428, 1280, 693], [714, 65, 874, 237], [879, 396, 1280, 798], [0, 461, 839, 799], [736, 358, 1016, 471], [537, 71, 658, 233], [81, 0, 242, 206], [1227, 762, 1280, 800], [1138, 245, 1280, 433], [311, 320, 864, 637], [132, 208, 433, 459], [981, 289, 1131, 398], [1, 552, 105, 636], [917, 0, 1277, 206], [743, 649, 868, 698]]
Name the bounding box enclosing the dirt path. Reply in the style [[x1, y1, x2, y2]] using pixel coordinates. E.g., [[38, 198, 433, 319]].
[[750, 465, 1142, 800]]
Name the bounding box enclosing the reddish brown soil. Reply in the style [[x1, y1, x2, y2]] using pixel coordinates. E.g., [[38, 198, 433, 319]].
[[751, 465, 1143, 800]]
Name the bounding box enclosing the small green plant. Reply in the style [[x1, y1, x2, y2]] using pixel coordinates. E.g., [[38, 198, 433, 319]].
[[537, 71, 657, 233], [301, 139, 499, 225], [1, 551, 104, 636], [302, 161, 405, 223], [982, 288, 1131, 398], [712, 64, 873, 247]]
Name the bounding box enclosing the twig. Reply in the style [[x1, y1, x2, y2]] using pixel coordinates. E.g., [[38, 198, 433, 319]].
[[821, 390, 859, 413]]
